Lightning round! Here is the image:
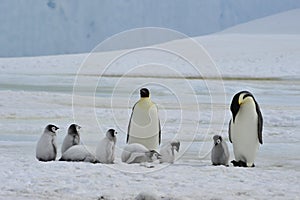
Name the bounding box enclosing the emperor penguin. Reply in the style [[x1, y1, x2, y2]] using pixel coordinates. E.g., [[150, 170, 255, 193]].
[[211, 135, 229, 166], [95, 129, 117, 164], [127, 88, 161, 150], [59, 145, 98, 163], [61, 124, 81, 154], [121, 143, 161, 164], [229, 91, 263, 167], [159, 140, 180, 164], [36, 124, 59, 162]]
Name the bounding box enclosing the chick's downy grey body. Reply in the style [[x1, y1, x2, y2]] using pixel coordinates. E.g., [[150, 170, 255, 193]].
[[159, 140, 180, 164], [95, 129, 117, 164], [61, 124, 81, 154], [59, 145, 98, 163], [36, 124, 59, 162], [211, 135, 229, 166], [121, 143, 161, 164]]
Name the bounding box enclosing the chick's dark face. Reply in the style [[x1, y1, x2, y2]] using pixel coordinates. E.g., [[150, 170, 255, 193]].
[[108, 129, 117, 137], [47, 124, 59, 133], [213, 135, 222, 146]]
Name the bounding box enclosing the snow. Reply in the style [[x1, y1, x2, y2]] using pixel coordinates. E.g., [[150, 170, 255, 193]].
[[0, 9, 300, 200]]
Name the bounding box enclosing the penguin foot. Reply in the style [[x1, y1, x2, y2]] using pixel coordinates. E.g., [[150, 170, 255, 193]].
[[231, 160, 247, 167], [212, 163, 229, 167], [231, 160, 255, 167]]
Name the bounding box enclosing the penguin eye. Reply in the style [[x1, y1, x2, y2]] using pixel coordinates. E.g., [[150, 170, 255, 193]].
[[52, 127, 56, 132], [217, 139, 221, 144]]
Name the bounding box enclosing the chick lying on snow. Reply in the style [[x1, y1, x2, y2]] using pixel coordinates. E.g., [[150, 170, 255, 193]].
[[59, 145, 98, 163]]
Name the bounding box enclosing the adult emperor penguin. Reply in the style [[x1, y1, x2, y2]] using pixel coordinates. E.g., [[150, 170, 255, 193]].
[[95, 129, 117, 164], [127, 88, 161, 150], [229, 91, 263, 167], [61, 124, 81, 154], [211, 135, 229, 166], [36, 124, 59, 162], [159, 140, 180, 164]]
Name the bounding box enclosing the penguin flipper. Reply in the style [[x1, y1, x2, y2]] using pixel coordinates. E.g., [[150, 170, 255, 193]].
[[73, 135, 80, 145], [228, 120, 232, 143], [158, 119, 161, 145], [126, 152, 143, 164], [127, 102, 138, 143], [52, 138, 57, 158], [255, 101, 263, 144]]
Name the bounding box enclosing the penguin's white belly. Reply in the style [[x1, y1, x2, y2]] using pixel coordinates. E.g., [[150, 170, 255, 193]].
[[128, 102, 159, 150], [231, 110, 259, 165], [95, 138, 115, 164], [36, 134, 56, 160]]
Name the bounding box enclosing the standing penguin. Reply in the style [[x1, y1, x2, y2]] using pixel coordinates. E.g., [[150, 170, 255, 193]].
[[36, 124, 59, 162], [127, 88, 161, 150], [229, 91, 263, 167], [95, 129, 117, 164], [61, 124, 81, 154], [211, 135, 229, 166], [159, 140, 180, 164]]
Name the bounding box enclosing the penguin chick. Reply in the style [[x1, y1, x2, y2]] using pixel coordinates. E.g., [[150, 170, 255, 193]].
[[36, 124, 59, 162], [121, 143, 161, 164], [159, 140, 180, 164], [61, 124, 81, 154], [95, 129, 117, 164], [211, 135, 229, 166], [59, 145, 98, 163]]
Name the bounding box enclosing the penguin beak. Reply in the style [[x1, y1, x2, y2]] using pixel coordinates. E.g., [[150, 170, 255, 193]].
[[238, 98, 244, 105]]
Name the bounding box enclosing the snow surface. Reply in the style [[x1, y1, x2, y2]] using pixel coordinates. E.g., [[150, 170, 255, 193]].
[[0, 9, 300, 200]]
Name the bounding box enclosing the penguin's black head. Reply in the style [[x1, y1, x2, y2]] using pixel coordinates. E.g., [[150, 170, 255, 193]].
[[46, 124, 59, 133], [213, 135, 222, 146], [68, 124, 81, 135], [107, 129, 117, 138], [148, 150, 161, 160], [230, 91, 254, 122], [140, 88, 150, 98]]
